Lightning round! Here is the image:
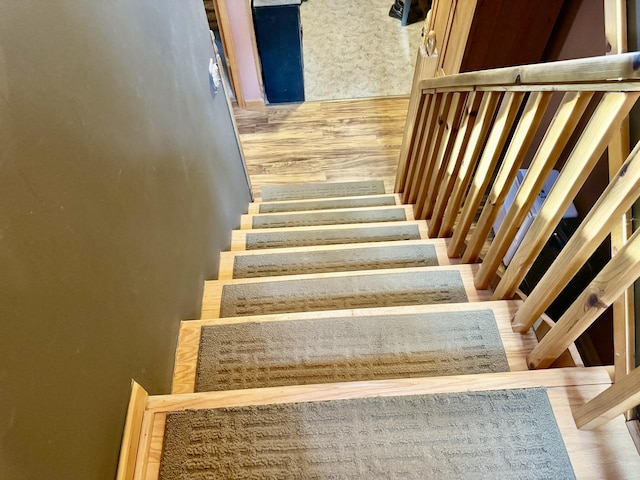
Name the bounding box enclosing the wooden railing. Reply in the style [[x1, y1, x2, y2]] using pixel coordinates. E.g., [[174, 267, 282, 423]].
[[395, 52, 640, 429]]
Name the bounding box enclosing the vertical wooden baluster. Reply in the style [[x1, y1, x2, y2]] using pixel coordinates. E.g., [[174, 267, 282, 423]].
[[512, 140, 640, 333], [412, 93, 454, 215], [405, 93, 444, 204], [400, 94, 431, 201], [429, 92, 484, 237], [462, 91, 552, 263], [473, 91, 593, 289], [527, 227, 640, 370], [419, 91, 468, 220], [493, 92, 640, 299], [605, 0, 636, 420], [446, 91, 525, 258], [439, 92, 501, 237]]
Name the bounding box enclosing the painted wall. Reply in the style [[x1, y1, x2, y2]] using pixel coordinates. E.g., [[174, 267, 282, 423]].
[[0, 1, 251, 478]]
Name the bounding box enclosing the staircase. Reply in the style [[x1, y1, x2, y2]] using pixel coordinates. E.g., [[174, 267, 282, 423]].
[[119, 54, 640, 479], [117, 179, 637, 479]]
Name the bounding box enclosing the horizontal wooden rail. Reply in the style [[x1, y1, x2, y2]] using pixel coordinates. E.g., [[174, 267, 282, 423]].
[[417, 52, 640, 91]]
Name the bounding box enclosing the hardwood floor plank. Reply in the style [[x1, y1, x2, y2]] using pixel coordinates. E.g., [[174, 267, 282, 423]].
[[235, 97, 409, 197]]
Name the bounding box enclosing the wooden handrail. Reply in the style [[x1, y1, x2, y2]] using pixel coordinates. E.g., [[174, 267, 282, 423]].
[[417, 52, 640, 91], [395, 52, 640, 430]]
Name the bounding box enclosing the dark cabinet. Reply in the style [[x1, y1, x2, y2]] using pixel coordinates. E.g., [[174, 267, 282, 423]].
[[252, 0, 304, 103]]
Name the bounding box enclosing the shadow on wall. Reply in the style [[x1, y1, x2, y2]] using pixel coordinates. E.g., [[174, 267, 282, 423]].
[[0, 1, 250, 478]]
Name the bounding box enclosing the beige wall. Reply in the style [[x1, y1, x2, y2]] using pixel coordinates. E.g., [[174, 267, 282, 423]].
[[0, 1, 251, 478]]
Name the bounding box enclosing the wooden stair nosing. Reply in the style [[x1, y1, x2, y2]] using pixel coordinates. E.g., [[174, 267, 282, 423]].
[[247, 193, 402, 214], [231, 220, 431, 251], [240, 204, 415, 230], [218, 238, 460, 280], [201, 264, 492, 319], [172, 299, 536, 395]]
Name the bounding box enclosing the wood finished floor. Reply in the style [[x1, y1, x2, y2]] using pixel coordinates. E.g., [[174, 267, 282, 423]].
[[234, 97, 409, 197]]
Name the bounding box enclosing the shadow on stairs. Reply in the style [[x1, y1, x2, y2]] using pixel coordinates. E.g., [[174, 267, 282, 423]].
[[120, 180, 640, 479]]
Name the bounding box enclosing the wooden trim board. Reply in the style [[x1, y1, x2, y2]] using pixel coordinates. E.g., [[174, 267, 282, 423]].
[[116, 381, 148, 480]]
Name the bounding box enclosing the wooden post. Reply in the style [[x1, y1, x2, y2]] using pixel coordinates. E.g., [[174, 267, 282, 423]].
[[605, 0, 636, 421], [116, 381, 149, 480]]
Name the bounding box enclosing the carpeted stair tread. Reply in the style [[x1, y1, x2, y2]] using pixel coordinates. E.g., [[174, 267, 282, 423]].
[[260, 180, 385, 201], [249, 206, 408, 229], [160, 387, 575, 479], [218, 270, 469, 317], [231, 242, 439, 278], [195, 309, 509, 391], [257, 194, 397, 213], [244, 223, 423, 249]]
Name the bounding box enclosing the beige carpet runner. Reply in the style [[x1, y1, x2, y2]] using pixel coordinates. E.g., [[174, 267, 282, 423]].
[[220, 270, 468, 317], [195, 310, 509, 391], [246, 223, 422, 249], [232, 243, 438, 278], [261, 180, 386, 201], [258, 195, 396, 213], [160, 388, 575, 479], [251, 207, 407, 228]]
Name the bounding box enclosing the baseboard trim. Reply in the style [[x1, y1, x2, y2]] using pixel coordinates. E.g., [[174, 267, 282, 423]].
[[116, 380, 149, 480]]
